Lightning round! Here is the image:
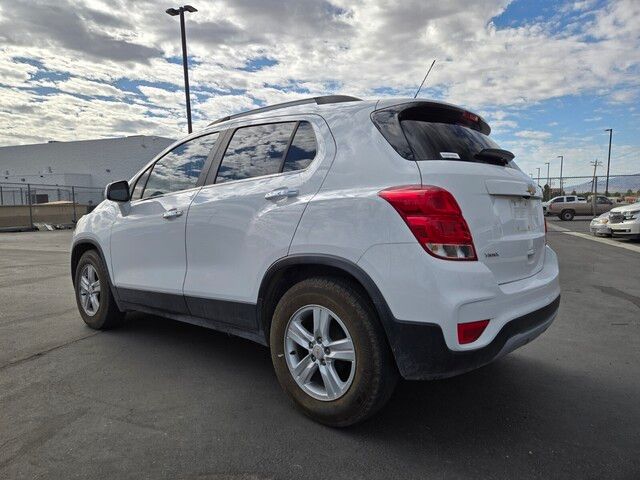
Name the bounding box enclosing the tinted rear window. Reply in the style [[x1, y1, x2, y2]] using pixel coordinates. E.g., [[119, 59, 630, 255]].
[[371, 102, 516, 167], [401, 120, 500, 162]]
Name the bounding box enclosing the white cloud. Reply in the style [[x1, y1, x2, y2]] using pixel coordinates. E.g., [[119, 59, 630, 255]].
[[515, 130, 552, 140], [0, 0, 638, 152]]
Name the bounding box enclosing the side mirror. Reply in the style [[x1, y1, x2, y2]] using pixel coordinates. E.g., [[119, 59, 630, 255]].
[[106, 180, 130, 202]]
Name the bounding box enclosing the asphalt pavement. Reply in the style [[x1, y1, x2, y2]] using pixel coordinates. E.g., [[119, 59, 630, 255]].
[[0, 230, 638, 479]]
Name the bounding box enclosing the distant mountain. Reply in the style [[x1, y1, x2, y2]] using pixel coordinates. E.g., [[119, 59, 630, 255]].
[[563, 174, 640, 194]]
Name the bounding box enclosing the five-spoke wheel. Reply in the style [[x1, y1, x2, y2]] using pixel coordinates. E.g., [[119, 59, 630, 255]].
[[270, 277, 398, 427], [74, 250, 124, 329], [285, 305, 356, 401], [78, 264, 101, 316]]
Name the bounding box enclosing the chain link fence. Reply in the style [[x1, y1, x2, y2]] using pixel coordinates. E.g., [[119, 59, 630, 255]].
[[0, 182, 104, 230]]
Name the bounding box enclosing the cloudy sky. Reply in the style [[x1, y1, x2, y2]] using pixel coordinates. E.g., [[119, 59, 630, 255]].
[[0, 0, 639, 178]]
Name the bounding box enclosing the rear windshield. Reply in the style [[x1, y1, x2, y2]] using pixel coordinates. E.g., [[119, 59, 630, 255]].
[[402, 120, 500, 162], [371, 102, 516, 167]]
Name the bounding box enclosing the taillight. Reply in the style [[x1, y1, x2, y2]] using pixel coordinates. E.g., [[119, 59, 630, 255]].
[[457, 319, 489, 344], [379, 185, 477, 261]]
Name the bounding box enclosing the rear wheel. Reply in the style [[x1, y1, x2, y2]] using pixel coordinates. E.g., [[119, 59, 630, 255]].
[[560, 209, 575, 221], [74, 250, 124, 329], [270, 277, 397, 427]]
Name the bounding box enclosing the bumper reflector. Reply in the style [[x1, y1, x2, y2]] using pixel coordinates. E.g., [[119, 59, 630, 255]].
[[458, 319, 490, 344]]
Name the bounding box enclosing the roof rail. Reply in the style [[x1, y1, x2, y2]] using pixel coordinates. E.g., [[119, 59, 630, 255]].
[[208, 95, 362, 126]]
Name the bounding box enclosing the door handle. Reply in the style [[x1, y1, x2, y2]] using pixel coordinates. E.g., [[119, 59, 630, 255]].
[[265, 187, 299, 201], [162, 208, 183, 219]]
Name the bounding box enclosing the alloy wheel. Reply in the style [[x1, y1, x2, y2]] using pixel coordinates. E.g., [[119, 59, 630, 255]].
[[284, 305, 356, 401], [79, 264, 101, 316]]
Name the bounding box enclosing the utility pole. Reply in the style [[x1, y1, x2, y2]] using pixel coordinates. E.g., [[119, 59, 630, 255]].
[[166, 5, 198, 133], [604, 129, 613, 196], [557, 155, 564, 195], [536, 167, 541, 186]]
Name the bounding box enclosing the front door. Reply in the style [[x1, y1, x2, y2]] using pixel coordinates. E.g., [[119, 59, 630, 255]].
[[110, 132, 220, 311]]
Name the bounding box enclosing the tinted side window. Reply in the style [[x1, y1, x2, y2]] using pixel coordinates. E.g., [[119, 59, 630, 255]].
[[567, 196, 576, 202], [142, 133, 219, 199], [131, 166, 152, 200], [283, 122, 317, 172], [552, 198, 564, 203], [216, 123, 295, 184]]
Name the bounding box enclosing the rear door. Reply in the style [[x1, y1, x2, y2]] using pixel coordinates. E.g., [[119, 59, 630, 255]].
[[183, 117, 334, 325], [373, 102, 545, 284], [110, 133, 219, 310]]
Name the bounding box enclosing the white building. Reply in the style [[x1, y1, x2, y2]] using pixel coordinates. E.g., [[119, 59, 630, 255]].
[[0, 135, 174, 205]]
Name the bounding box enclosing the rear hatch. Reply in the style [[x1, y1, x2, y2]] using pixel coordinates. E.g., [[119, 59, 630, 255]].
[[372, 101, 545, 284]]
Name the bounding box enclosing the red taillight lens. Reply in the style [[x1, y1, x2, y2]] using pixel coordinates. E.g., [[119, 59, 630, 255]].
[[379, 185, 477, 260], [457, 319, 489, 344]]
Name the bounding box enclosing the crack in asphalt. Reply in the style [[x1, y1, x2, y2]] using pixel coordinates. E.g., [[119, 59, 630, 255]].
[[0, 332, 99, 371]]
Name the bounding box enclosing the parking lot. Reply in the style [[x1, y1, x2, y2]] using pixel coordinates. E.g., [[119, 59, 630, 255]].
[[0, 229, 638, 479]]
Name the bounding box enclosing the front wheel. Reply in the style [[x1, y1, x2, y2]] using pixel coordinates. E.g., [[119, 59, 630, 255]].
[[270, 277, 397, 427], [74, 250, 124, 329], [560, 209, 575, 221]]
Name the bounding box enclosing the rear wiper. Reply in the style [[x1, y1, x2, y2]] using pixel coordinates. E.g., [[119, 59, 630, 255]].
[[474, 148, 515, 166]]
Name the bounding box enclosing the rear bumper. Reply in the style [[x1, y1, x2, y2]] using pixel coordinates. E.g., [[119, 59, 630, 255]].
[[389, 295, 560, 380]]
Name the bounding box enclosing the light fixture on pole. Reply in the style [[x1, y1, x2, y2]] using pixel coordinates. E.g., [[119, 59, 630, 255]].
[[166, 5, 198, 134]]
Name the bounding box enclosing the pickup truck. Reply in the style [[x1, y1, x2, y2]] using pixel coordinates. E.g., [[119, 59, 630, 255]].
[[547, 195, 615, 220], [543, 195, 586, 214]]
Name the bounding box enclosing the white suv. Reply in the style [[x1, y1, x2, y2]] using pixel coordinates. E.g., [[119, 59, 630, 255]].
[[71, 96, 561, 426]]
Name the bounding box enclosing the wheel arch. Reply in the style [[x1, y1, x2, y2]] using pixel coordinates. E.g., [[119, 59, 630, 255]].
[[257, 254, 396, 346]]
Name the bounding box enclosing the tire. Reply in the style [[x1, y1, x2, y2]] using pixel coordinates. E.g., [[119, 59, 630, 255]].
[[270, 277, 398, 427], [560, 209, 575, 221], [74, 250, 124, 330]]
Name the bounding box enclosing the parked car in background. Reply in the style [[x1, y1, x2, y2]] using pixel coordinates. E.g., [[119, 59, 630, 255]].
[[543, 195, 585, 214], [547, 195, 614, 221], [70, 96, 560, 426], [609, 201, 640, 239], [589, 211, 612, 236]]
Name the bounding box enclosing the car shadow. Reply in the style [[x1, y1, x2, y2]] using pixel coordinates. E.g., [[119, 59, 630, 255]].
[[111, 312, 638, 479]]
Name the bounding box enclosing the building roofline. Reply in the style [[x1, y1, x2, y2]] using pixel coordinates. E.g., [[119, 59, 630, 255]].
[[0, 135, 175, 150]]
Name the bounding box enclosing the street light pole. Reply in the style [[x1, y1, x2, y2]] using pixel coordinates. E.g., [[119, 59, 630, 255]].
[[166, 5, 198, 134], [604, 128, 613, 196], [557, 155, 564, 195], [536, 167, 541, 186]]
